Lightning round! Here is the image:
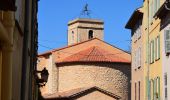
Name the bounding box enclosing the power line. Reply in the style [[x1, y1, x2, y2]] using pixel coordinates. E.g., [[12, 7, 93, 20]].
[[38, 43, 129, 56]]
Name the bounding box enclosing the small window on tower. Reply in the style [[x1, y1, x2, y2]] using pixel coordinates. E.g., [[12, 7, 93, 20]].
[[72, 31, 74, 43], [89, 30, 93, 39]]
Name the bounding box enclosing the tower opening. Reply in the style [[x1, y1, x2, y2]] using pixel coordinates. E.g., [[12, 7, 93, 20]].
[[88, 30, 93, 39]]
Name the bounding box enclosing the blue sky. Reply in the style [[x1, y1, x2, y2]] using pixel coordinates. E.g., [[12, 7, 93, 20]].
[[38, 0, 143, 53]]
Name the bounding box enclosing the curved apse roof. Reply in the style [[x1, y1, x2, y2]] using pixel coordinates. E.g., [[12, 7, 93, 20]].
[[56, 46, 131, 64]]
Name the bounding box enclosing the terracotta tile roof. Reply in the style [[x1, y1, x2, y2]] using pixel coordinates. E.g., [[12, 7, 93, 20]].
[[38, 38, 99, 56], [43, 86, 121, 99], [38, 38, 130, 57], [56, 46, 130, 64]]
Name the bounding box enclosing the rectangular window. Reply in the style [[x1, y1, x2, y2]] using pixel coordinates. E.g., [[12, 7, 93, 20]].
[[138, 48, 141, 67], [165, 30, 170, 54], [164, 73, 168, 99]]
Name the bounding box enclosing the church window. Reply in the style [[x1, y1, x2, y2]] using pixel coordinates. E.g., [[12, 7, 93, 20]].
[[88, 30, 93, 39]]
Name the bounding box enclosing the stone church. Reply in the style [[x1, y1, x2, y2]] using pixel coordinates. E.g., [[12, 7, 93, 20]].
[[38, 18, 131, 100]]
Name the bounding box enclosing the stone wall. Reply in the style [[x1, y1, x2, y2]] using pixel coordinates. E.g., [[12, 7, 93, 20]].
[[57, 63, 131, 100]]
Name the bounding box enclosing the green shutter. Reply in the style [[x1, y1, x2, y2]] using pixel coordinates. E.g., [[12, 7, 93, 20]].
[[158, 36, 160, 59], [155, 38, 157, 60], [152, 41, 154, 63], [149, 80, 151, 100], [154, 79, 157, 99], [157, 0, 160, 10], [151, 2, 153, 19], [154, 0, 157, 13], [158, 77, 160, 100], [149, 42, 151, 64]]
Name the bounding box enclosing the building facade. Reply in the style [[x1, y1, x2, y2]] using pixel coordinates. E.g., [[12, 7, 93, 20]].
[[0, 0, 39, 100], [125, 7, 144, 100], [155, 2, 170, 100], [126, 0, 170, 100], [38, 18, 131, 100]]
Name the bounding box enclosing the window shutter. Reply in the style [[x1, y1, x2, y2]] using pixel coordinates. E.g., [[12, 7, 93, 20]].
[[158, 36, 160, 58], [154, 79, 157, 99], [150, 42, 152, 63], [154, 0, 157, 13], [158, 77, 160, 100], [149, 42, 151, 64], [149, 4, 152, 23], [152, 41, 154, 63], [148, 81, 151, 99], [157, 0, 160, 10], [155, 38, 157, 60], [165, 30, 170, 54], [151, 2, 154, 19]]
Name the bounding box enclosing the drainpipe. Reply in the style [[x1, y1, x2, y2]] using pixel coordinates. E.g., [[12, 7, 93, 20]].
[[147, 0, 150, 99], [20, 0, 30, 99]]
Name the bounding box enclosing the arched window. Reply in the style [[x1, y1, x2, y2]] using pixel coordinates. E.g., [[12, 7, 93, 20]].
[[88, 30, 93, 39], [72, 31, 74, 43]]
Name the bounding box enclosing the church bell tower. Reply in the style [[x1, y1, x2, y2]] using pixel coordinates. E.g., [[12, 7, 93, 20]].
[[67, 4, 104, 45]]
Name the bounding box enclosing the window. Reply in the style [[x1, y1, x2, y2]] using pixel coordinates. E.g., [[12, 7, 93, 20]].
[[150, 40, 154, 63], [150, 80, 154, 100], [156, 77, 160, 99], [164, 73, 168, 99], [88, 30, 93, 39], [138, 48, 141, 67], [72, 31, 74, 44], [165, 30, 170, 54], [149, 1, 153, 23], [150, 0, 160, 23], [154, 0, 160, 13], [133, 20, 142, 42], [154, 36, 160, 60]]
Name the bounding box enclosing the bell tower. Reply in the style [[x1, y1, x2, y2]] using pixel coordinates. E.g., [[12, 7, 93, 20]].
[[67, 18, 104, 45], [67, 4, 104, 45]]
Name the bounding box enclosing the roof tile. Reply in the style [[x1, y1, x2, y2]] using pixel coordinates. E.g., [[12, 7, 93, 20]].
[[56, 46, 130, 64]]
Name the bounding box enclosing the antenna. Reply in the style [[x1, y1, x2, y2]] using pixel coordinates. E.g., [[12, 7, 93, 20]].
[[80, 3, 91, 18]]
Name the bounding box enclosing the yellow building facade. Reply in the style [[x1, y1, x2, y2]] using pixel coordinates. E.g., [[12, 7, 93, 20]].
[[126, 0, 166, 100]]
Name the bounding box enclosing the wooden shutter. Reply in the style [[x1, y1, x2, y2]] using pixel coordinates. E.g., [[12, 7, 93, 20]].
[[158, 77, 160, 100], [155, 38, 157, 60], [165, 30, 170, 54], [154, 0, 157, 13], [158, 36, 160, 58], [153, 41, 155, 62], [157, 0, 160, 10]]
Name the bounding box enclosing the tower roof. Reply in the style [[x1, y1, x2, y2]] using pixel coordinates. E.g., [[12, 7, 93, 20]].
[[68, 18, 104, 26]]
